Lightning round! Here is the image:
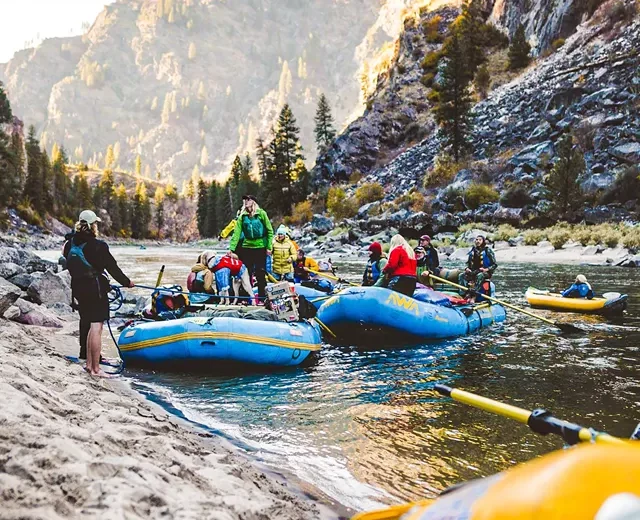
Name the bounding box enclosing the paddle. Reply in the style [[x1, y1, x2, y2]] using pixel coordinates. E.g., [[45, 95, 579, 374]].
[[305, 268, 359, 286], [434, 384, 624, 446], [428, 273, 584, 334], [155, 265, 166, 287]]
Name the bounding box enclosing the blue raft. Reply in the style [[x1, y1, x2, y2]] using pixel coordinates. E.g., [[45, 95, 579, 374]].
[[118, 316, 322, 369], [316, 286, 506, 346]]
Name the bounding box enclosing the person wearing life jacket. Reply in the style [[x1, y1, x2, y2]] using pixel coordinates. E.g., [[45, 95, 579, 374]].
[[63, 210, 133, 377], [229, 195, 273, 301], [415, 246, 430, 280], [419, 234, 440, 274], [459, 235, 498, 301], [293, 249, 320, 283], [363, 242, 387, 286], [271, 225, 297, 281], [562, 274, 594, 299], [187, 251, 216, 303], [380, 234, 418, 296], [209, 252, 254, 304]]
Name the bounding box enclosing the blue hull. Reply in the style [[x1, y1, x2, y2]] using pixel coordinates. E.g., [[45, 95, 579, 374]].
[[316, 287, 506, 346], [118, 317, 322, 369], [294, 284, 334, 309]]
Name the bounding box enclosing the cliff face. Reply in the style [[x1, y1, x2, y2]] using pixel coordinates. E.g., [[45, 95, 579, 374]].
[[1, 0, 401, 182]]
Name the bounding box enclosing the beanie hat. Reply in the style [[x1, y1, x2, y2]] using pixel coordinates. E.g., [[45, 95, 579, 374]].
[[368, 242, 382, 255], [276, 225, 287, 235]]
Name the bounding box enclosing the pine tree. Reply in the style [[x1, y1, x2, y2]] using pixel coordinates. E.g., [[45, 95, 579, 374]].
[[154, 186, 165, 236], [434, 33, 473, 161], [200, 145, 209, 167], [196, 179, 209, 237], [40, 149, 54, 214], [114, 183, 130, 235], [99, 169, 116, 224], [52, 146, 70, 216], [241, 152, 253, 176], [0, 82, 12, 124], [314, 93, 337, 152], [105, 144, 115, 170], [0, 130, 17, 209], [474, 65, 491, 100], [76, 172, 93, 211], [206, 182, 221, 237], [135, 154, 142, 177], [450, 0, 487, 80], [131, 181, 151, 239], [508, 24, 531, 70], [545, 134, 585, 218], [255, 137, 269, 181], [24, 126, 44, 214]]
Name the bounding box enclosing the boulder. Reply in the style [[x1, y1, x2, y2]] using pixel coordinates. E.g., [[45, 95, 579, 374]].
[[611, 142, 640, 164], [459, 228, 488, 242], [46, 302, 74, 315], [0, 262, 26, 280], [27, 269, 72, 306], [449, 248, 470, 261], [0, 278, 21, 315], [310, 215, 334, 235], [9, 272, 42, 291], [0, 247, 57, 274], [6, 298, 64, 328]]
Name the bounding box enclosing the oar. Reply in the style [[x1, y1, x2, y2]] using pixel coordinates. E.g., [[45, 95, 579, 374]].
[[428, 273, 583, 333], [435, 384, 624, 446], [306, 268, 359, 286], [155, 265, 166, 287]]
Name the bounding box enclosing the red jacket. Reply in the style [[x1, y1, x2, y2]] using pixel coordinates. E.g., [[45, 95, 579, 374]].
[[383, 247, 417, 278], [212, 255, 244, 276]]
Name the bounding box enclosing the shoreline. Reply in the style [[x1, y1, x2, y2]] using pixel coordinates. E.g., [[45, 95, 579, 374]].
[[0, 315, 353, 519]]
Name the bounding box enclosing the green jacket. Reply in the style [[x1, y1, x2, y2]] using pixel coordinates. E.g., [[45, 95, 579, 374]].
[[230, 208, 273, 251]]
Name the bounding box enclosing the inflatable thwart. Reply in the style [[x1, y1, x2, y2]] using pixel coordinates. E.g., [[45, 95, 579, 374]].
[[118, 316, 322, 369], [316, 286, 506, 346]]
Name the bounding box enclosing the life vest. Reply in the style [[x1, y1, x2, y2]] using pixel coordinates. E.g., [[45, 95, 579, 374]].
[[364, 258, 383, 286], [241, 213, 265, 240], [66, 242, 99, 279], [151, 285, 189, 316], [468, 247, 493, 271], [425, 247, 438, 271]]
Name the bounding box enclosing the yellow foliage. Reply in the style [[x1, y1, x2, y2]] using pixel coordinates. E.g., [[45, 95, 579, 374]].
[[355, 183, 384, 206]]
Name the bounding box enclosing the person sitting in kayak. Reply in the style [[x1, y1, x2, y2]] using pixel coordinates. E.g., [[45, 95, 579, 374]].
[[293, 249, 320, 283], [271, 225, 297, 282], [363, 242, 387, 286], [562, 274, 594, 299], [380, 234, 417, 296], [459, 235, 498, 302]]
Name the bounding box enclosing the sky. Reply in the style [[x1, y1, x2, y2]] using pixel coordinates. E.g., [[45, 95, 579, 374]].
[[0, 0, 116, 63]]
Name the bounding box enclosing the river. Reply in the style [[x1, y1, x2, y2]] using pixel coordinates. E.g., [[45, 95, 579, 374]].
[[40, 246, 640, 512]]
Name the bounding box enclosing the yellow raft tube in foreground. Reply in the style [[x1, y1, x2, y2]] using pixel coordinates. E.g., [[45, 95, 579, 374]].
[[353, 443, 640, 520], [525, 287, 628, 315]]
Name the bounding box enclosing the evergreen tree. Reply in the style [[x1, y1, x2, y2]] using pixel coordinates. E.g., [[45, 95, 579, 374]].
[[434, 33, 473, 161], [53, 146, 71, 216], [105, 144, 115, 170], [241, 152, 253, 177], [314, 93, 336, 152], [135, 154, 142, 177], [98, 168, 116, 227], [474, 65, 491, 100], [40, 149, 54, 214], [545, 134, 585, 218], [24, 126, 44, 214], [0, 82, 12, 124], [196, 179, 209, 237], [450, 0, 486, 80], [114, 183, 130, 236], [508, 24, 531, 70], [154, 186, 165, 237], [76, 172, 93, 211], [206, 181, 221, 237], [255, 137, 269, 180], [131, 181, 151, 239], [0, 129, 18, 209]]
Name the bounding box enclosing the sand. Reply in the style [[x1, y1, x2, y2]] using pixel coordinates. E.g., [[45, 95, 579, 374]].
[[0, 316, 348, 520]]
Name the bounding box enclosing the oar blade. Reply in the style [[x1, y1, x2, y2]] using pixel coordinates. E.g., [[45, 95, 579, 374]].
[[555, 321, 585, 334]]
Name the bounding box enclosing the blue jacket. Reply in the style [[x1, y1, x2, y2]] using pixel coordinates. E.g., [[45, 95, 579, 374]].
[[562, 282, 593, 299], [467, 246, 497, 274]]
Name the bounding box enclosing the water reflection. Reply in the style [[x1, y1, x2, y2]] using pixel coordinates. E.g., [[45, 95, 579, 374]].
[[41, 247, 640, 509]]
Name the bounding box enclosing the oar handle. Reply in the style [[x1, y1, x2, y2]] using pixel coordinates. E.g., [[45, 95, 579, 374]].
[[155, 265, 166, 288], [435, 384, 623, 446], [429, 273, 558, 327], [307, 268, 358, 286]]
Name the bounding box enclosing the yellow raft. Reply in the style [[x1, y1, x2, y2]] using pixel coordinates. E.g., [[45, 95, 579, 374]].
[[525, 287, 628, 315], [353, 443, 640, 520]]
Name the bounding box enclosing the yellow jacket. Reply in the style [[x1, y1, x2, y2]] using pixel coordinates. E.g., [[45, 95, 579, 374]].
[[219, 219, 237, 239], [271, 237, 297, 275], [190, 263, 214, 293]]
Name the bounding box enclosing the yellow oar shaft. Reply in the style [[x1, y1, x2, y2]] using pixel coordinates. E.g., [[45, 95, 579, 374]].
[[449, 387, 531, 423], [429, 273, 558, 327], [306, 268, 358, 286], [155, 265, 165, 288]]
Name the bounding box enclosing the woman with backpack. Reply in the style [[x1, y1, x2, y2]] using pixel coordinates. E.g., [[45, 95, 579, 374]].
[[229, 195, 273, 301], [63, 210, 133, 377]]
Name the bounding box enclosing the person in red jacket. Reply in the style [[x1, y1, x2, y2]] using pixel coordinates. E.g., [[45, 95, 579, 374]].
[[381, 234, 417, 296]]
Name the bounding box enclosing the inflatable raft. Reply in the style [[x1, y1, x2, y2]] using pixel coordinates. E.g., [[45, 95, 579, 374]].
[[525, 287, 628, 315], [316, 286, 506, 346], [118, 316, 322, 369]]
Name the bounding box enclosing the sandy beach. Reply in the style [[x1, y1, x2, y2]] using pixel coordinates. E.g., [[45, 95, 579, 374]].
[[0, 315, 349, 520]]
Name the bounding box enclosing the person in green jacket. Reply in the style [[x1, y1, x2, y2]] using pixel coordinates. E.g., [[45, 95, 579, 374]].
[[229, 195, 273, 300]]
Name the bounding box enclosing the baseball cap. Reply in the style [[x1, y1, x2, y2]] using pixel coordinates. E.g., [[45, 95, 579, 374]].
[[420, 235, 431, 241], [79, 209, 101, 225]]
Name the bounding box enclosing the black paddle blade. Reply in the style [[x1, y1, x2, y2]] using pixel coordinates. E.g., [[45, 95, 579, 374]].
[[555, 321, 585, 334]]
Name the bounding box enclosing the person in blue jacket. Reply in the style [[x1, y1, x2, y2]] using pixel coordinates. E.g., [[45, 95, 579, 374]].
[[459, 235, 498, 294], [562, 274, 594, 299]]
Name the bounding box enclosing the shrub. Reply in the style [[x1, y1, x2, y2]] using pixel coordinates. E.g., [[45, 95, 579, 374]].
[[623, 227, 640, 250], [456, 222, 490, 237], [397, 63, 407, 74], [424, 153, 458, 188], [355, 182, 385, 206], [552, 38, 566, 50], [523, 228, 546, 245], [349, 170, 364, 184], [287, 200, 313, 225], [464, 183, 499, 210], [423, 16, 444, 43], [492, 224, 518, 242], [599, 166, 640, 204], [326, 186, 358, 219], [16, 202, 44, 227], [573, 225, 595, 246], [548, 227, 571, 249], [421, 51, 442, 72], [420, 73, 435, 88], [500, 184, 534, 208]]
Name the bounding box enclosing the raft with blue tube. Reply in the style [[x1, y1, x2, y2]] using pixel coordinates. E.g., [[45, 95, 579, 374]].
[[118, 316, 322, 369], [316, 286, 506, 345]]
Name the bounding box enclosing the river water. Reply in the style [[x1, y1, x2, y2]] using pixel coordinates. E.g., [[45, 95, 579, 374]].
[[42, 246, 640, 511]]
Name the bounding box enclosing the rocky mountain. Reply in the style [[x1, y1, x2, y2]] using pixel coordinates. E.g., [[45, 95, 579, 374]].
[[0, 0, 419, 183], [314, 0, 640, 232]]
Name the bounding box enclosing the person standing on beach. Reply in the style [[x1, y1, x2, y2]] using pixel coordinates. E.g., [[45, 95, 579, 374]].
[[229, 195, 273, 301], [64, 210, 134, 377]]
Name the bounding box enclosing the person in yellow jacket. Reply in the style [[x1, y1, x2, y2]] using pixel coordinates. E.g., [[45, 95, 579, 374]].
[[218, 218, 237, 240], [271, 225, 297, 281]]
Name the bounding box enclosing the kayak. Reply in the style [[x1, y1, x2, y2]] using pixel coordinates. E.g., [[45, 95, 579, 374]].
[[118, 316, 322, 369], [316, 286, 506, 346], [353, 442, 640, 520], [525, 287, 628, 315]]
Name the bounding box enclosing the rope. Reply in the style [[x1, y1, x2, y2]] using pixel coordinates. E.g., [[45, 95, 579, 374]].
[[129, 284, 260, 302]]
